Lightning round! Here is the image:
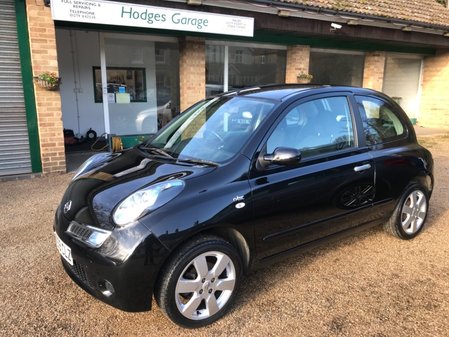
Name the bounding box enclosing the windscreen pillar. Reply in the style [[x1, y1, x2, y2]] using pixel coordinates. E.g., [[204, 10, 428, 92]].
[[179, 37, 206, 112], [363, 51, 386, 91], [419, 50, 449, 128], [285, 45, 310, 84]]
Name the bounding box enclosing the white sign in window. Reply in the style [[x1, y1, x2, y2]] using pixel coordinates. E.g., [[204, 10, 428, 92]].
[[51, 0, 254, 37]]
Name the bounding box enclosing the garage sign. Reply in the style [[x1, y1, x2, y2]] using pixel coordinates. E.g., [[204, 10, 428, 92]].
[[51, 0, 254, 37]]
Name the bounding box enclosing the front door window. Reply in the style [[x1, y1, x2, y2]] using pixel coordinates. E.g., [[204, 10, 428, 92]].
[[266, 96, 355, 158]]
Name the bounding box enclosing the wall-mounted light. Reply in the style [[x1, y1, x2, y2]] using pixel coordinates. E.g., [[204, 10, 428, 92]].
[[330, 22, 342, 32], [402, 26, 412, 32], [43, 0, 50, 7], [278, 10, 291, 18], [187, 0, 202, 5], [444, 32, 449, 37]]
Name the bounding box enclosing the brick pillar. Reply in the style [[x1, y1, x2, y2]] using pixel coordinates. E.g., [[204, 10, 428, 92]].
[[25, 0, 66, 174], [179, 37, 206, 111], [363, 52, 386, 91], [419, 50, 449, 128], [285, 45, 310, 83]]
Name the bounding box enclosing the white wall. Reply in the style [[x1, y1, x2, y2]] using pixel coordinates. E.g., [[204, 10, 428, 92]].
[[56, 29, 158, 138], [56, 29, 104, 138]]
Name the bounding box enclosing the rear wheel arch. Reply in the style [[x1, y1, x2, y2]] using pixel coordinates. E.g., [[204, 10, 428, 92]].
[[384, 182, 429, 239]]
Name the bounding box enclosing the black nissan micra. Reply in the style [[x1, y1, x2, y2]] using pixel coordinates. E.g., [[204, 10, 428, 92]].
[[54, 85, 433, 328]]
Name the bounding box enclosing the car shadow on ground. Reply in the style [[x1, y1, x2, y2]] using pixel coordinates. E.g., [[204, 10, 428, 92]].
[[231, 225, 384, 306]]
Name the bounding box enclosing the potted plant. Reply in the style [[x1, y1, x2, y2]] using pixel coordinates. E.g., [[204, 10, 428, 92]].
[[34, 72, 61, 90], [297, 73, 313, 84]]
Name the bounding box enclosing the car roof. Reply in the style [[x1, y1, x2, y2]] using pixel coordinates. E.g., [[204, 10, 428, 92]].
[[220, 84, 379, 102]]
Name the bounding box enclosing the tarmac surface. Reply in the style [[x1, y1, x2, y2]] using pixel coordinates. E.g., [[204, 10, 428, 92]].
[[1, 132, 449, 337]]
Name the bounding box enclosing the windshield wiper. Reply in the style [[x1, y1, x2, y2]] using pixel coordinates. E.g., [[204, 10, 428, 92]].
[[176, 158, 219, 167], [138, 145, 174, 159], [138, 145, 218, 166]]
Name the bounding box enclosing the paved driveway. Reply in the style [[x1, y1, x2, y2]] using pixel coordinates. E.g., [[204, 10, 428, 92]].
[[1, 134, 448, 337]]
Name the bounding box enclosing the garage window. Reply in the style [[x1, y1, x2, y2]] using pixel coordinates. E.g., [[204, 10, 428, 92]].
[[309, 49, 364, 86], [206, 42, 286, 96]]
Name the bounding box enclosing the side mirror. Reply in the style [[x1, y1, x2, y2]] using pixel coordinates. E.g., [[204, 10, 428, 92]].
[[263, 147, 301, 166]]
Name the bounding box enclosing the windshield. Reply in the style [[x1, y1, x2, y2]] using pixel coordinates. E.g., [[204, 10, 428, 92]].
[[147, 96, 276, 163]]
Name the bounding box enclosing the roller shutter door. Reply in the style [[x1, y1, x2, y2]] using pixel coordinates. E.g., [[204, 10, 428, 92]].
[[383, 56, 422, 119], [0, 0, 32, 176]]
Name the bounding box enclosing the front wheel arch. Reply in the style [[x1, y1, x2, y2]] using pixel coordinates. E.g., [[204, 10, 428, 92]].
[[154, 226, 251, 291]]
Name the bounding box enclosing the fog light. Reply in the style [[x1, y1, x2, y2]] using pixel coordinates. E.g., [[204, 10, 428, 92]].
[[99, 280, 115, 297], [86, 229, 111, 248]]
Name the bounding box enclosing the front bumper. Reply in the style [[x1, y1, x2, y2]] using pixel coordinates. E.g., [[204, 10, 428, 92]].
[[54, 210, 170, 312]]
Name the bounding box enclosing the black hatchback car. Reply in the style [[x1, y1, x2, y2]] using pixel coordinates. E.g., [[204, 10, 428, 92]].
[[54, 85, 433, 328]]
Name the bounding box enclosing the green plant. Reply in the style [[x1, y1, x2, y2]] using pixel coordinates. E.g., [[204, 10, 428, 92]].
[[298, 73, 313, 81], [37, 72, 59, 86], [297, 73, 313, 82], [35, 71, 61, 90]]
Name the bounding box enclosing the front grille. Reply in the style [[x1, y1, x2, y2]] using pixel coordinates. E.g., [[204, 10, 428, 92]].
[[67, 221, 93, 241], [68, 260, 94, 289]]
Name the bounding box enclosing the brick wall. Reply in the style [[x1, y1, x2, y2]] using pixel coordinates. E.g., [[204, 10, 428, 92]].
[[179, 37, 206, 112], [363, 52, 386, 91], [419, 50, 449, 128], [25, 0, 66, 174], [285, 45, 310, 83]]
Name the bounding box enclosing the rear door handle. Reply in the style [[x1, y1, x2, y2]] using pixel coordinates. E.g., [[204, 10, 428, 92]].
[[354, 164, 372, 172]]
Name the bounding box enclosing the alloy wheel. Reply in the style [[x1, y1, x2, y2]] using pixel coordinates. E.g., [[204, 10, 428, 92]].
[[400, 190, 427, 235], [174, 251, 236, 320]]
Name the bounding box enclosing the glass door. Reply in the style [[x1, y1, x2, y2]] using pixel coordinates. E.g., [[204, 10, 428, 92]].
[[99, 33, 180, 139]]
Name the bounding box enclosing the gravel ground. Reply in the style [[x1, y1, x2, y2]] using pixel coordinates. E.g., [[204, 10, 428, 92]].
[[1, 135, 448, 337]]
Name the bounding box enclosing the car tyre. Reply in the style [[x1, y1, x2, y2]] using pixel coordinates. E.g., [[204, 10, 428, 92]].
[[155, 235, 242, 328], [384, 184, 429, 239]]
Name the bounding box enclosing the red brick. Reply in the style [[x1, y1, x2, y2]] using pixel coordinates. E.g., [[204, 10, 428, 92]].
[[179, 37, 206, 111], [363, 52, 386, 91], [285, 45, 311, 83], [26, 0, 66, 174]]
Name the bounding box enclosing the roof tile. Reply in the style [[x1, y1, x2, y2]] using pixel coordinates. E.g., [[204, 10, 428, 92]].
[[276, 0, 449, 29]]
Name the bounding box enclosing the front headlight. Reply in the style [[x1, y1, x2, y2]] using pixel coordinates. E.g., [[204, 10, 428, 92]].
[[113, 179, 185, 226]]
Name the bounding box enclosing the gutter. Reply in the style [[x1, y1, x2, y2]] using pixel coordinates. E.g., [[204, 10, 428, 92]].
[[252, 0, 449, 32]]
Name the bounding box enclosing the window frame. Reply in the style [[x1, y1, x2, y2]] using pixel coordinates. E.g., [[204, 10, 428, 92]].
[[253, 92, 359, 173]]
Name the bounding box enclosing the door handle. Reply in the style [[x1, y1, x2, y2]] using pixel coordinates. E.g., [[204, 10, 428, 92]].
[[354, 164, 372, 172]]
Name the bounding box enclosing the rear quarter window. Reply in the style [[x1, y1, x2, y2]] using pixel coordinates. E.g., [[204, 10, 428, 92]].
[[355, 96, 407, 145]]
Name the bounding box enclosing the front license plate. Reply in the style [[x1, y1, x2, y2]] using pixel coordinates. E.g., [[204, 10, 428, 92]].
[[55, 233, 73, 266]]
